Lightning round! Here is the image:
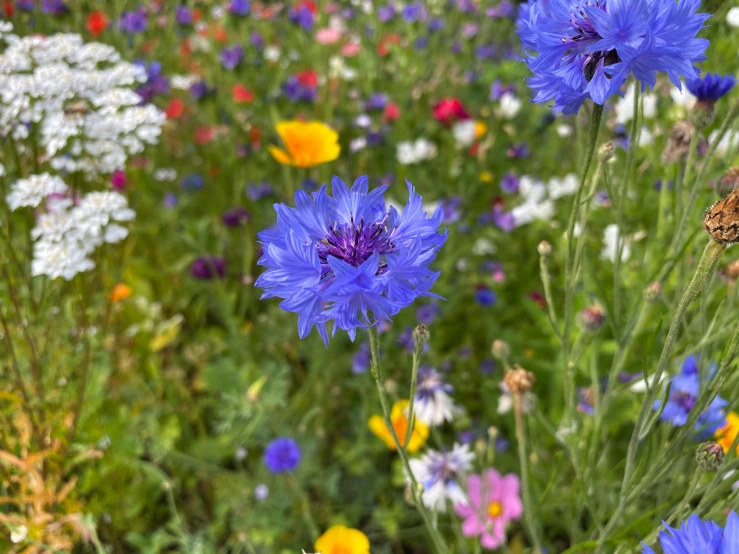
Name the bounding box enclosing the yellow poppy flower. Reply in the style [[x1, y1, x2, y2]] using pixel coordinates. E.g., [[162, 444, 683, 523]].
[[314, 525, 370, 554], [716, 411, 739, 454], [474, 120, 488, 139], [368, 399, 429, 453], [268, 120, 340, 168]]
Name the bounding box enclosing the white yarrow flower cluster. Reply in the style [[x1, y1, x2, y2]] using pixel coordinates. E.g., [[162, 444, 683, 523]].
[[6, 173, 67, 211], [508, 174, 578, 229], [0, 25, 165, 176], [10, 175, 136, 280], [397, 138, 437, 165], [407, 444, 474, 512]]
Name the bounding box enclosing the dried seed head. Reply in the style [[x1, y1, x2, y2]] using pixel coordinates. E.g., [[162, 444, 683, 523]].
[[491, 339, 510, 361], [598, 141, 614, 162], [504, 365, 535, 395], [703, 188, 739, 244], [662, 122, 694, 164], [724, 259, 739, 282], [643, 281, 663, 303], [696, 441, 724, 471]]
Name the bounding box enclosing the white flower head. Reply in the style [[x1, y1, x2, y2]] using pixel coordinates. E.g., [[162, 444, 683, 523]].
[[413, 367, 458, 427], [452, 120, 477, 148], [6, 173, 67, 211], [408, 444, 474, 512], [498, 92, 522, 119], [601, 224, 630, 263]]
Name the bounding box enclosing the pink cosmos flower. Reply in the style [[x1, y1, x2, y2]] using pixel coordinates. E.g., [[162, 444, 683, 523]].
[[455, 469, 523, 550], [341, 40, 360, 57], [315, 27, 342, 44]]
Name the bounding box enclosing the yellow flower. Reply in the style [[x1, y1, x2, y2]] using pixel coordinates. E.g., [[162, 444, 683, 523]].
[[110, 283, 132, 303], [368, 399, 428, 453], [474, 120, 488, 139], [314, 525, 370, 554], [268, 120, 340, 168], [716, 411, 739, 454], [479, 170, 494, 183]]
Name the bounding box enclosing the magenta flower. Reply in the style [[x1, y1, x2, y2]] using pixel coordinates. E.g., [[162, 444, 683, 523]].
[[455, 469, 523, 550]]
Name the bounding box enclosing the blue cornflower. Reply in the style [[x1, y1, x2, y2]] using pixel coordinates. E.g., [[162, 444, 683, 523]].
[[352, 342, 371, 374], [517, 0, 710, 114], [653, 355, 727, 438], [378, 4, 396, 22], [289, 6, 315, 31], [687, 73, 736, 103], [120, 10, 148, 34], [135, 61, 169, 104], [228, 0, 250, 16], [221, 45, 244, 70], [263, 438, 301, 474], [175, 4, 192, 25], [256, 176, 447, 344], [643, 512, 739, 554]]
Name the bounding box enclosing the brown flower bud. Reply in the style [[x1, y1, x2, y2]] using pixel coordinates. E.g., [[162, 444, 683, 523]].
[[576, 303, 606, 333], [691, 99, 716, 130], [662, 122, 694, 164], [643, 281, 663, 303], [598, 141, 614, 162], [703, 189, 739, 244], [504, 365, 535, 395], [413, 324, 430, 347]]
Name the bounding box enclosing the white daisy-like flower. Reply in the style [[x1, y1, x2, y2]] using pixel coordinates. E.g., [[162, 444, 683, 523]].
[[6, 173, 67, 211], [498, 93, 522, 119], [413, 367, 458, 427], [600, 224, 631, 264], [452, 120, 477, 148], [396, 138, 438, 165], [408, 444, 475, 512]]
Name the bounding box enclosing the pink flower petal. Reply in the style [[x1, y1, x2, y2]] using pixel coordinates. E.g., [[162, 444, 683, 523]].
[[462, 516, 484, 537], [480, 530, 503, 550]]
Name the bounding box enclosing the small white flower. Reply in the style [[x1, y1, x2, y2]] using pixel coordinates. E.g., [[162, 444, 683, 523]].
[[452, 120, 477, 147], [254, 484, 269, 501], [498, 92, 522, 119], [727, 7, 739, 27], [556, 124, 573, 138], [355, 114, 371, 128], [6, 173, 67, 211], [413, 368, 458, 427], [264, 46, 281, 62], [548, 173, 578, 200], [601, 224, 630, 263], [10, 525, 27, 544], [407, 444, 474, 512], [350, 137, 367, 153]]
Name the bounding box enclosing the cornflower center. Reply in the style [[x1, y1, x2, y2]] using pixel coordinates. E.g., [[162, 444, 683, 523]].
[[317, 214, 396, 271], [672, 391, 696, 412], [561, 2, 621, 81]]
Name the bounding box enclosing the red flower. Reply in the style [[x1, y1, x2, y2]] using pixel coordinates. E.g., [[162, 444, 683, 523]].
[[3, 1, 14, 18], [377, 33, 401, 57], [529, 291, 547, 309], [232, 84, 255, 103], [297, 0, 318, 14], [296, 70, 318, 88], [165, 98, 185, 119], [86, 11, 109, 37], [432, 98, 470, 126], [195, 126, 215, 145], [382, 103, 401, 123], [250, 127, 261, 148]]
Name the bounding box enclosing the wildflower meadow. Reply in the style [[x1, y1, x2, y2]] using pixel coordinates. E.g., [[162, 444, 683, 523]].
[[4, 0, 739, 553]]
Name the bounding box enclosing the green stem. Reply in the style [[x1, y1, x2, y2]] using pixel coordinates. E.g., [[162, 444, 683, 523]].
[[539, 248, 562, 342], [563, 103, 604, 424], [514, 394, 543, 553], [404, 340, 423, 450], [642, 468, 704, 548], [596, 239, 726, 553], [368, 325, 449, 554]]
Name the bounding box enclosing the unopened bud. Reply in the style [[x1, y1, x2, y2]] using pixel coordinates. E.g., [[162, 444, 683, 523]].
[[691, 100, 716, 130], [491, 339, 510, 362], [696, 441, 724, 471], [724, 260, 739, 282], [537, 240, 552, 257], [474, 438, 487, 457], [576, 303, 606, 333], [662, 122, 694, 164], [643, 282, 663, 303], [487, 426, 499, 440], [413, 324, 430, 347], [598, 141, 614, 162], [504, 365, 535, 395]]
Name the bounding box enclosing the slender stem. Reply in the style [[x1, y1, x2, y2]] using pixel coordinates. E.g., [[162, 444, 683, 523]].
[[642, 468, 703, 548], [596, 239, 726, 553], [572, 159, 605, 278], [514, 394, 543, 553], [368, 325, 449, 554], [286, 475, 320, 540], [539, 250, 562, 342], [404, 340, 422, 450], [563, 103, 604, 423]]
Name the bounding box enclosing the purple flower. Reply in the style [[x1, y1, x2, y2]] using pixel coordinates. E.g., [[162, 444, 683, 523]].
[[492, 205, 515, 231], [175, 5, 193, 25], [475, 45, 496, 60], [41, 0, 67, 15], [247, 183, 274, 201], [428, 18, 445, 32], [181, 173, 204, 191], [135, 61, 169, 104], [440, 196, 462, 224], [16, 1, 34, 12], [222, 207, 250, 227], [289, 6, 315, 31], [263, 438, 301, 473], [507, 143, 529, 159], [190, 80, 211, 100], [402, 2, 426, 22], [416, 303, 438, 325], [163, 193, 177, 208], [479, 359, 496, 375], [120, 10, 148, 33], [687, 73, 736, 103], [365, 93, 388, 111], [191, 257, 227, 280], [352, 342, 371, 374], [228, 0, 250, 16], [221, 45, 244, 70], [282, 76, 317, 103], [500, 173, 519, 194], [489, 80, 515, 101], [250, 32, 264, 48], [653, 355, 727, 439], [475, 287, 496, 307], [378, 4, 396, 22]]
